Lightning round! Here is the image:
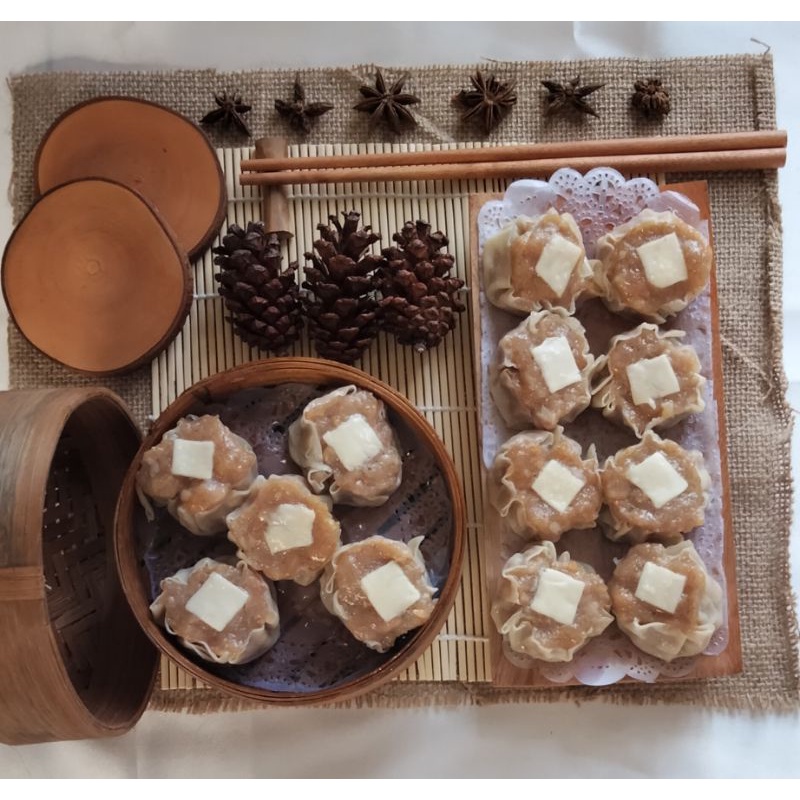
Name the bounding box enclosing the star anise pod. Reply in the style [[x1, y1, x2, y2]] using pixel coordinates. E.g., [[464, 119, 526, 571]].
[[541, 76, 604, 119], [631, 78, 671, 120], [200, 91, 252, 137], [275, 77, 334, 135], [354, 69, 420, 134], [453, 70, 517, 134]]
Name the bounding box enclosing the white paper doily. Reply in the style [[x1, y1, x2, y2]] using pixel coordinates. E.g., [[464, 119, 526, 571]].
[[477, 170, 726, 687]]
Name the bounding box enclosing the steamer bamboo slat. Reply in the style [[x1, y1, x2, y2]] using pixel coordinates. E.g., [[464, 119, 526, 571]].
[[118, 359, 466, 705], [0, 388, 157, 745], [468, 181, 742, 688]]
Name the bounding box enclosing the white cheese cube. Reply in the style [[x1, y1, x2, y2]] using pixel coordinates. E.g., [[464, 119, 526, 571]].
[[530, 568, 585, 626], [323, 414, 383, 471], [636, 232, 688, 289], [534, 234, 583, 297], [360, 561, 422, 623], [185, 572, 249, 632], [171, 439, 215, 480], [531, 336, 582, 394], [531, 459, 586, 513], [264, 503, 316, 554], [626, 354, 681, 407], [634, 561, 687, 614], [625, 452, 688, 509]]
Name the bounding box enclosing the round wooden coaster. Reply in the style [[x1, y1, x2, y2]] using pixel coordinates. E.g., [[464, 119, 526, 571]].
[[35, 97, 227, 260], [2, 178, 193, 376]]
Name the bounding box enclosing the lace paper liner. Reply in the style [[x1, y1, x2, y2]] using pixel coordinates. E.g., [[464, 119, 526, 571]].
[[477, 169, 726, 686]]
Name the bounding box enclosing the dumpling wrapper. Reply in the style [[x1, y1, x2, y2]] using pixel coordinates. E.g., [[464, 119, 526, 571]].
[[483, 209, 596, 315], [150, 557, 280, 665], [591, 323, 706, 438], [593, 209, 712, 323], [320, 535, 437, 653], [609, 540, 724, 662], [490, 308, 595, 431], [227, 474, 341, 586], [288, 385, 403, 507], [489, 427, 601, 543], [601, 431, 711, 545], [137, 414, 258, 536], [490, 540, 613, 664]]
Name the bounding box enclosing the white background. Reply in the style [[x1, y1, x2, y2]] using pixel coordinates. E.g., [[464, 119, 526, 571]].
[[0, 21, 797, 778]]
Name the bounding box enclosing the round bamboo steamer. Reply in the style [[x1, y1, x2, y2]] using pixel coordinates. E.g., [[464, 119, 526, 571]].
[[115, 358, 467, 705], [0, 388, 158, 745]]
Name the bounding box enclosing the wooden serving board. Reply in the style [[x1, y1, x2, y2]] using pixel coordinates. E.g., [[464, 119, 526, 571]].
[[469, 181, 743, 688]]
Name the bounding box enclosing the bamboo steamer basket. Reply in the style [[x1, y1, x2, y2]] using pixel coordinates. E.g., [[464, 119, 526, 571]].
[[115, 358, 467, 705], [0, 388, 158, 745]]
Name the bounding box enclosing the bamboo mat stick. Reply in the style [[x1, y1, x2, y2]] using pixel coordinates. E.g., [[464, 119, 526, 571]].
[[240, 147, 786, 186], [241, 130, 787, 172]]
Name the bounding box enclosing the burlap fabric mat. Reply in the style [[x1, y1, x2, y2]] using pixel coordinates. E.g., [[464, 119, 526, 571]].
[[7, 55, 798, 711]]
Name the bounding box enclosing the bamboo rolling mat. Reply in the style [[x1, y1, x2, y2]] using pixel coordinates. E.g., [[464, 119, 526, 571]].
[[153, 141, 518, 692]]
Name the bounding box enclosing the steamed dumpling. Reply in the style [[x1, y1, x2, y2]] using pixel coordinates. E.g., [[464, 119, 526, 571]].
[[136, 414, 258, 536], [288, 385, 403, 507]]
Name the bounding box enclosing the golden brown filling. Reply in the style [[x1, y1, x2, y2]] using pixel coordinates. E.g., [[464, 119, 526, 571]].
[[491, 545, 612, 658], [324, 536, 436, 652], [158, 561, 277, 663], [227, 475, 341, 586], [595, 324, 704, 437], [609, 543, 705, 637], [138, 415, 257, 504], [602, 433, 708, 543], [494, 311, 592, 430], [303, 391, 402, 502], [599, 215, 711, 319], [491, 431, 601, 541], [508, 210, 589, 308]]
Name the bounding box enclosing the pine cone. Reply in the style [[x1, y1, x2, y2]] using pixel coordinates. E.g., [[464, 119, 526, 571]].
[[213, 222, 303, 353], [302, 211, 382, 364], [377, 221, 466, 353]]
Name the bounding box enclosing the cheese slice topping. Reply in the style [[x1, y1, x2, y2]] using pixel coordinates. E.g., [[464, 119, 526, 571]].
[[625, 451, 688, 509], [264, 503, 316, 554], [323, 414, 383, 471], [531, 459, 586, 513], [171, 439, 215, 480], [636, 232, 688, 289], [534, 234, 583, 297], [531, 336, 582, 394], [530, 568, 585, 626], [360, 561, 422, 623], [626, 353, 681, 407], [185, 572, 249, 632], [634, 561, 687, 614]]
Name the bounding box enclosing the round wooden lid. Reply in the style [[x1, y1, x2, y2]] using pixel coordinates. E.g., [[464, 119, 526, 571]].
[[2, 179, 193, 375], [35, 97, 227, 260]]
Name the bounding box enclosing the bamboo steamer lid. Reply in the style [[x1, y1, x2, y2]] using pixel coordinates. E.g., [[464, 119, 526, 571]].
[[0, 388, 158, 745]]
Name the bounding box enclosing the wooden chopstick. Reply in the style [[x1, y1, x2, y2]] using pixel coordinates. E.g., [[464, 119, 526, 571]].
[[239, 147, 786, 187], [240, 130, 787, 173]]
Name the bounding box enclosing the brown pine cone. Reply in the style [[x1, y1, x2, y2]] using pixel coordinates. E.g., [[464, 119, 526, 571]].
[[377, 221, 466, 353], [213, 222, 303, 354], [302, 211, 382, 364]]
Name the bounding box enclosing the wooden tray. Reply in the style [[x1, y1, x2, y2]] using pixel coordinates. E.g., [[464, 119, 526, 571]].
[[469, 180, 743, 688], [35, 97, 227, 260]]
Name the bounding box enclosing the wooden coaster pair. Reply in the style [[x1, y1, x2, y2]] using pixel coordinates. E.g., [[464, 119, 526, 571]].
[[2, 98, 227, 375]]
